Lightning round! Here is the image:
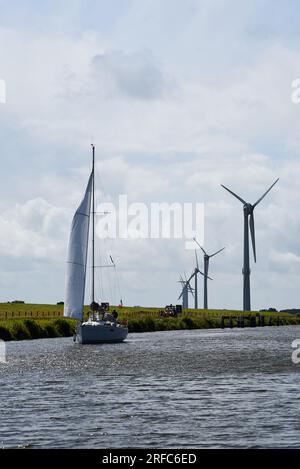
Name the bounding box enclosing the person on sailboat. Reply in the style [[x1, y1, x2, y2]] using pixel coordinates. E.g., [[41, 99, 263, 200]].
[[112, 310, 118, 320], [103, 311, 117, 323]]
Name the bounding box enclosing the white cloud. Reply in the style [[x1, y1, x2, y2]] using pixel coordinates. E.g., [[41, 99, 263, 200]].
[[0, 198, 68, 260], [91, 49, 167, 99]]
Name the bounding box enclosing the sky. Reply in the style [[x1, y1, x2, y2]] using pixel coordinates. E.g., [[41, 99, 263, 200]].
[[1, 0, 300, 310]]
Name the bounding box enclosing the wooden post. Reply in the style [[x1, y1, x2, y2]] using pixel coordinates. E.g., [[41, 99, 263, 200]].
[[269, 316, 272, 326]]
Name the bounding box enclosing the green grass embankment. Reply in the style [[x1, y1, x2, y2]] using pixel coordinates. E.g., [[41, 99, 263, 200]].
[[0, 318, 75, 341], [0, 303, 300, 341]]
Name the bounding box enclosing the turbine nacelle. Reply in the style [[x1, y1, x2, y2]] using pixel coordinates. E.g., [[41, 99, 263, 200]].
[[243, 203, 253, 215]]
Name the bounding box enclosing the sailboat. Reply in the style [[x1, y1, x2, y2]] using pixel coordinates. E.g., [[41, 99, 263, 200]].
[[63, 145, 128, 344]]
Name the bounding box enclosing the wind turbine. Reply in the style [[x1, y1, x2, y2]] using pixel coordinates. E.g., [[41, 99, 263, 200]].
[[221, 178, 279, 311], [178, 274, 194, 309], [178, 252, 211, 309], [193, 239, 225, 309], [193, 250, 204, 309]]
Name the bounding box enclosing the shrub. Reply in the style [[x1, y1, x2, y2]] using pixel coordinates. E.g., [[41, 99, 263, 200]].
[[142, 317, 156, 332], [43, 323, 59, 338], [0, 325, 13, 341], [128, 320, 143, 333], [159, 317, 179, 330], [23, 319, 46, 339], [177, 319, 188, 330], [54, 318, 74, 336], [154, 318, 169, 331], [182, 316, 195, 329], [12, 322, 31, 340]]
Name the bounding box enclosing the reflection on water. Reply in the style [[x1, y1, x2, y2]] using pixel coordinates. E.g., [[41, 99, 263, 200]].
[[0, 326, 300, 448]]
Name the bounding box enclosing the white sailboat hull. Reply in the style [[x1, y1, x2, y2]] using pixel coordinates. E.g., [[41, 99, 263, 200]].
[[76, 321, 128, 344]]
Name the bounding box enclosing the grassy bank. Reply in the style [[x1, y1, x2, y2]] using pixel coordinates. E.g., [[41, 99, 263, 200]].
[[0, 303, 300, 341], [124, 311, 300, 332], [0, 318, 75, 341]]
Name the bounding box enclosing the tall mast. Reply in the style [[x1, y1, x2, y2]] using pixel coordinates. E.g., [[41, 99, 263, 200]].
[[92, 144, 95, 305]]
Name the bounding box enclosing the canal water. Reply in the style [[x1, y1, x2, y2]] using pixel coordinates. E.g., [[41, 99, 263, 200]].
[[0, 326, 300, 448]]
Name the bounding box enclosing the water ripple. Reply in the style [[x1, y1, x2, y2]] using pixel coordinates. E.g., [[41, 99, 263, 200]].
[[0, 326, 300, 447]]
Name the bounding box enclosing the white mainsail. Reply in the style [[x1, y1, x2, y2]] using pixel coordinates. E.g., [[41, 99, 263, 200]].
[[64, 172, 93, 319]]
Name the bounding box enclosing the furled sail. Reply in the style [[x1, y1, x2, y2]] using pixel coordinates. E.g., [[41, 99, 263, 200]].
[[64, 172, 93, 319]]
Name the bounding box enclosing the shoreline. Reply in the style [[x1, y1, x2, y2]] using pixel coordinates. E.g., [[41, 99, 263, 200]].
[[1, 314, 300, 342]]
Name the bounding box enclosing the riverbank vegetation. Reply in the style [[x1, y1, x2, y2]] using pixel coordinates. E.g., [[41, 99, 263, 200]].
[[0, 303, 299, 341]]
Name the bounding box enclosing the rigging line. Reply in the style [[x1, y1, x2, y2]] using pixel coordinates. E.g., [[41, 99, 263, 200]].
[[114, 263, 123, 305], [93, 157, 103, 301], [94, 151, 115, 304], [105, 245, 114, 304], [96, 233, 104, 300], [109, 252, 120, 305], [110, 250, 120, 306], [98, 221, 105, 301], [113, 263, 118, 306], [115, 267, 121, 304], [107, 253, 114, 305]]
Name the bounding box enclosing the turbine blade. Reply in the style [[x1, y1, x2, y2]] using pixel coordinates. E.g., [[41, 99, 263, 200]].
[[253, 178, 279, 208], [188, 283, 194, 297], [193, 237, 207, 255], [195, 250, 199, 269], [208, 275, 213, 281], [187, 271, 196, 284], [210, 247, 226, 258], [221, 184, 247, 205], [250, 212, 257, 263], [109, 255, 115, 266]]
